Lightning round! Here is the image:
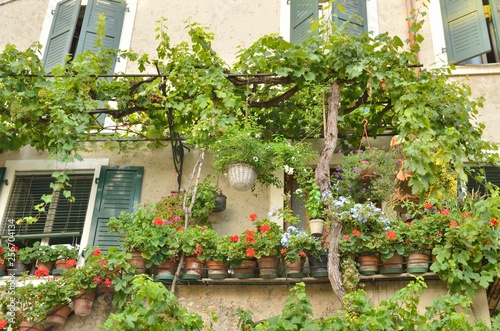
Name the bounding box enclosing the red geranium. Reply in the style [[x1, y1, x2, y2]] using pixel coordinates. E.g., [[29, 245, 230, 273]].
[[249, 213, 258, 221], [491, 219, 498, 226], [34, 268, 49, 278], [386, 230, 397, 240], [299, 251, 306, 258], [92, 248, 101, 256], [449, 221, 458, 227], [98, 259, 107, 265], [441, 209, 450, 215], [153, 217, 163, 226], [352, 229, 361, 237], [280, 248, 286, 254], [425, 203, 433, 209], [343, 235, 350, 240], [65, 259, 77, 268], [230, 235, 239, 242], [0, 318, 7, 328], [259, 224, 270, 233], [246, 248, 255, 258]]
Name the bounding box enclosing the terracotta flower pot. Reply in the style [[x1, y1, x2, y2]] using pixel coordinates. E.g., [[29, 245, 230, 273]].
[[406, 252, 430, 274], [19, 321, 44, 331], [181, 256, 204, 280], [127, 251, 148, 274], [232, 259, 257, 279], [257, 256, 280, 278], [46, 305, 72, 327], [285, 257, 306, 278], [206, 260, 229, 279], [73, 290, 96, 317], [356, 254, 380, 275], [380, 253, 404, 274], [36, 260, 54, 273]]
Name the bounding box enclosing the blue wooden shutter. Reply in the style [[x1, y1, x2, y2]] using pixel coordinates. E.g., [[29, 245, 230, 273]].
[[42, 0, 80, 72], [89, 166, 143, 252], [290, 0, 319, 44], [75, 0, 125, 70], [333, 0, 367, 36], [440, 0, 491, 63]]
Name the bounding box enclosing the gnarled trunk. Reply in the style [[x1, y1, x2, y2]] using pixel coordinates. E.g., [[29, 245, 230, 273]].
[[315, 81, 346, 300]]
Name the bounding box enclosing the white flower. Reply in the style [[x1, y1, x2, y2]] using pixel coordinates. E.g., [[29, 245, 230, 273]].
[[255, 133, 261, 138], [295, 188, 303, 195], [253, 156, 259, 162], [284, 165, 294, 175]]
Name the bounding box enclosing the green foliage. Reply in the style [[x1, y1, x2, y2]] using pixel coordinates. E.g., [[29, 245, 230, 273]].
[[189, 177, 217, 224], [252, 217, 285, 259], [280, 227, 323, 263], [102, 274, 205, 331], [177, 225, 219, 261], [20, 242, 59, 263]]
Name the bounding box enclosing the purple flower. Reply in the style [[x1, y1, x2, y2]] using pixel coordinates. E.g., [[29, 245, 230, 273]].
[[353, 168, 360, 173]]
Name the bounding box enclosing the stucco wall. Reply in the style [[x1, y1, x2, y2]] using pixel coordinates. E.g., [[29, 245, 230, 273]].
[[49, 279, 490, 330], [0, 0, 45, 50]]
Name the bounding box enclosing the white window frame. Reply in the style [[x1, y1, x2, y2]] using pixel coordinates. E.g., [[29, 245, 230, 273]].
[[38, 0, 137, 74], [0, 158, 109, 248]]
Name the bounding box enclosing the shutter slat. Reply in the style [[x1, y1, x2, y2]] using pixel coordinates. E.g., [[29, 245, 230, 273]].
[[42, 0, 80, 72], [89, 166, 143, 252], [440, 0, 491, 63], [290, 0, 319, 44], [1, 174, 92, 244], [333, 0, 367, 36]]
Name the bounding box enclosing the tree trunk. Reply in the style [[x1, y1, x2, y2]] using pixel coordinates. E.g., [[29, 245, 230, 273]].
[[315, 81, 346, 301]]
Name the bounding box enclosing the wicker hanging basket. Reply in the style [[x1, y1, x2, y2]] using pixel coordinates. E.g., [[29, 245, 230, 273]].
[[227, 163, 258, 191]]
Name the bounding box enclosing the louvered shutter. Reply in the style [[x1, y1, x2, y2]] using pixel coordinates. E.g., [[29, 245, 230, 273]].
[[333, 0, 367, 36], [490, 0, 500, 54], [75, 0, 125, 71], [466, 166, 500, 196], [89, 166, 143, 252], [290, 0, 319, 44], [1, 174, 92, 244], [42, 0, 80, 73], [440, 0, 491, 63]]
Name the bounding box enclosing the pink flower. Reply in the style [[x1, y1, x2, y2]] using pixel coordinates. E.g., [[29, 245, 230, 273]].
[[343, 235, 350, 240], [104, 278, 112, 288], [93, 275, 103, 285], [99, 259, 107, 265]]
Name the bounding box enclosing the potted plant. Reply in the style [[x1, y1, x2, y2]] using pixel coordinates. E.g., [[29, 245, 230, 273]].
[[28, 242, 59, 273], [52, 244, 79, 274], [226, 229, 259, 278], [251, 215, 285, 278], [0, 246, 8, 275], [375, 220, 406, 274], [5, 282, 45, 330], [212, 125, 279, 191], [296, 173, 327, 236], [333, 147, 397, 203], [155, 193, 185, 225], [188, 177, 217, 224], [280, 226, 322, 277]]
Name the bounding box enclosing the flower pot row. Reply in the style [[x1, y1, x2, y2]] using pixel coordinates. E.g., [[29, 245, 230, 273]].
[[356, 252, 432, 276], [152, 254, 330, 283]]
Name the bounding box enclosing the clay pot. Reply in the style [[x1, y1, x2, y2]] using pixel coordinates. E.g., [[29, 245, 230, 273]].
[[127, 251, 148, 274], [380, 253, 404, 274], [45, 305, 72, 327], [206, 260, 229, 279], [406, 252, 430, 274], [18, 321, 44, 331], [356, 254, 380, 275], [36, 260, 54, 273], [181, 256, 204, 280], [257, 256, 280, 278], [73, 290, 96, 317], [232, 259, 258, 279], [285, 257, 306, 278]]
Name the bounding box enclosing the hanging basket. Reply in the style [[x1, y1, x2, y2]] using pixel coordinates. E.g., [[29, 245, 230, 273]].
[[227, 163, 258, 191]]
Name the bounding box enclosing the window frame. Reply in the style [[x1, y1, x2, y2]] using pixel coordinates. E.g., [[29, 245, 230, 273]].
[[38, 0, 137, 74], [0, 159, 109, 247]]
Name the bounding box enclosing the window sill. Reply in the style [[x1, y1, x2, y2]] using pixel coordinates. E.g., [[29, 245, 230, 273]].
[[451, 64, 500, 77]]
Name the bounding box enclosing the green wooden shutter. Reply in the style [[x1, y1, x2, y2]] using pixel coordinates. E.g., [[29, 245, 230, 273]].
[[333, 0, 367, 36], [290, 0, 319, 44], [466, 166, 500, 196], [89, 166, 143, 252], [440, 0, 491, 63], [75, 0, 126, 70], [42, 0, 80, 72], [490, 0, 500, 54]]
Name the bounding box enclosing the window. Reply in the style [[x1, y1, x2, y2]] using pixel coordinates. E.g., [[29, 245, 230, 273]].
[[42, 0, 126, 73], [465, 166, 500, 197], [1, 173, 93, 246], [290, 0, 368, 44], [440, 0, 500, 64]]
